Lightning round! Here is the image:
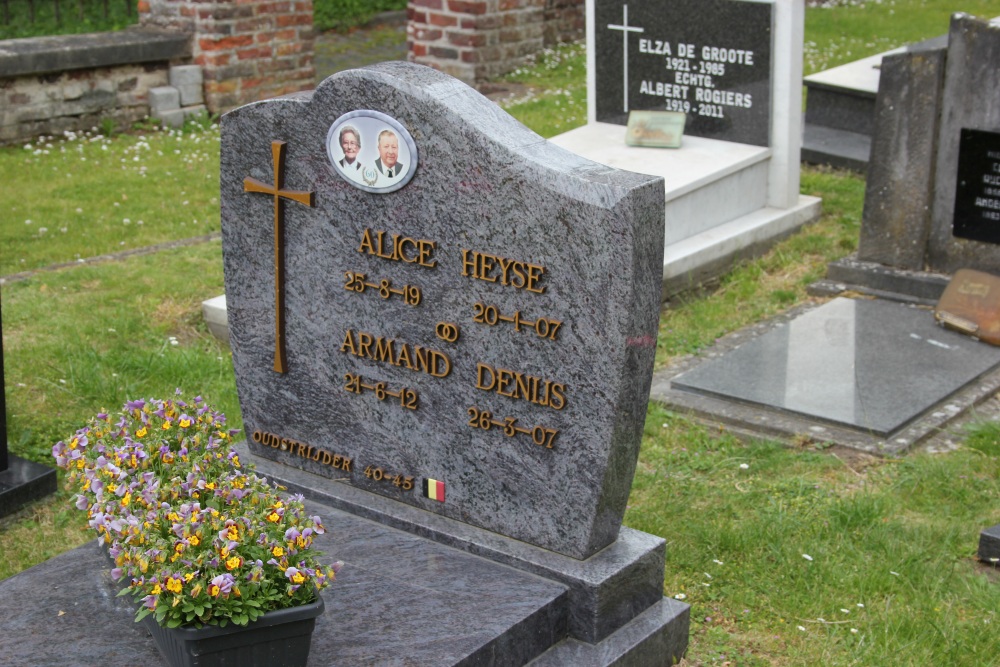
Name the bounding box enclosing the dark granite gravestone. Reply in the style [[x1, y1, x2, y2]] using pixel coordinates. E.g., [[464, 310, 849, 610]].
[[953, 129, 1000, 245], [217, 62, 688, 664], [818, 13, 1000, 303], [593, 0, 772, 146], [0, 299, 57, 518], [979, 524, 1000, 563]]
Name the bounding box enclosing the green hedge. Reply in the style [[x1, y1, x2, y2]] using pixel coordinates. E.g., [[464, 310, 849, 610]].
[[313, 0, 407, 33], [1, 0, 406, 40], [0, 1, 138, 40]]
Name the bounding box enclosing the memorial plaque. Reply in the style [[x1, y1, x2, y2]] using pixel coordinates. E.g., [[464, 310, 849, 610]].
[[594, 0, 773, 146], [953, 128, 1000, 245], [221, 63, 665, 560]]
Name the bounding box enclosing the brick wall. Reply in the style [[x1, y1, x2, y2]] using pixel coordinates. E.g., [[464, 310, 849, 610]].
[[408, 0, 582, 84], [139, 0, 316, 113], [1, 64, 167, 144], [0, 30, 189, 145], [543, 0, 584, 46]]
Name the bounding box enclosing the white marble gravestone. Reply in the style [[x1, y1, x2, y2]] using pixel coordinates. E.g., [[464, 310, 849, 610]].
[[549, 0, 821, 296]]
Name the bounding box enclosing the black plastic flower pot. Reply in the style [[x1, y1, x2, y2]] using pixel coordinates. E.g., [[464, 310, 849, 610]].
[[140, 596, 324, 667]]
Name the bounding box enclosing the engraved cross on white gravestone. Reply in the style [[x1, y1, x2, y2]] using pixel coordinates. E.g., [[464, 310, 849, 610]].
[[607, 4, 644, 114]]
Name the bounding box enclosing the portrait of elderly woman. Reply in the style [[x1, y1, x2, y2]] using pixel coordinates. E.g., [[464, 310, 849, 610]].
[[336, 125, 363, 175]]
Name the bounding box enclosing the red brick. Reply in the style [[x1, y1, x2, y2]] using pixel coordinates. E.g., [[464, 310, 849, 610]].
[[196, 52, 232, 67], [199, 35, 255, 52], [276, 42, 303, 56], [276, 13, 311, 27], [412, 43, 428, 57], [235, 18, 270, 32], [205, 80, 238, 94], [414, 28, 443, 41], [237, 46, 272, 60], [448, 31, 486, 47], [449, 0, 488, 13], [137, 0, 150, 13], [429, 45, 459, 59], [428, 12, 458, 26], [412, 0, 443, 8], [257, 2, 291, 13]]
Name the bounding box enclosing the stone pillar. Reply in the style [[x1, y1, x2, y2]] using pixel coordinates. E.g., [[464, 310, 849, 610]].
[[408, 0, 546, 84], [138, 0, 315, 114]]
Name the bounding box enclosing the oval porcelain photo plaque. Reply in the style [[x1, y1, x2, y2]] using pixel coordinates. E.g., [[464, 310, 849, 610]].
[[326, 111, 418, 194]]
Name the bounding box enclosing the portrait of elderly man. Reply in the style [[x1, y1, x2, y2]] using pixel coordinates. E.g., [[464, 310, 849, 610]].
[[337, 125, 363, 175], [374, 129, 406, 181]]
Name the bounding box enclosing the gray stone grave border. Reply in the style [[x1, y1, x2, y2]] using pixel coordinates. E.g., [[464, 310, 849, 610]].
[[649, 298, 1000, 456]]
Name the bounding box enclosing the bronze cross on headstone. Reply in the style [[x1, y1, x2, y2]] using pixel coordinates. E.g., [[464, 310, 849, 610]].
[[243, 140, 315, 374]]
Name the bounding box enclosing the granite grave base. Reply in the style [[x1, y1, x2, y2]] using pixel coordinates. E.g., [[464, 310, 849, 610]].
[[0, 454, 57, 518], [651, 297, 1000, 455], [0, 445, 689, 667], [809, 255, 952, 306], [549, 126, 821, 298], [980, 524, 1000, 564]]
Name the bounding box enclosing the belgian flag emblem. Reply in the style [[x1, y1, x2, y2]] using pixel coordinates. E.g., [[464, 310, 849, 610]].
[[422, 478, 445, 502]]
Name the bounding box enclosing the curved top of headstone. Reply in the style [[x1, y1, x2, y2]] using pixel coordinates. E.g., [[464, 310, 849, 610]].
[[220, 62, 665, 559]]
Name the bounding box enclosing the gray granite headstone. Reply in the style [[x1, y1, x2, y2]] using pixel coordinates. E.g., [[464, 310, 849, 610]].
[[927, 14, 1000, 273], [593, 0, 773, 146], [857, 48, 945, 270], [220, 62, 665, 560]]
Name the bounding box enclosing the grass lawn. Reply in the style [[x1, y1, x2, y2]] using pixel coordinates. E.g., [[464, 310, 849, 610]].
[[3, 1, 1000, 664]]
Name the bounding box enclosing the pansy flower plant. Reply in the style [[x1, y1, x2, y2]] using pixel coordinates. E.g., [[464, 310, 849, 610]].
[[53, 393, 340, 629]]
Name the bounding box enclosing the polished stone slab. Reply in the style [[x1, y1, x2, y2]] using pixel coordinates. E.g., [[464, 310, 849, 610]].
[[672, 298, 1000, 437]]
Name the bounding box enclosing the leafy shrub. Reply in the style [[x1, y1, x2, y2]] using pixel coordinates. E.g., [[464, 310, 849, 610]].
[[313, 0, 406, 33]]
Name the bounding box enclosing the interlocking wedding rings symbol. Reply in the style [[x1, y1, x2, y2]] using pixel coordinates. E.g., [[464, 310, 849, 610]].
[[436, 322, 460, 343]]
